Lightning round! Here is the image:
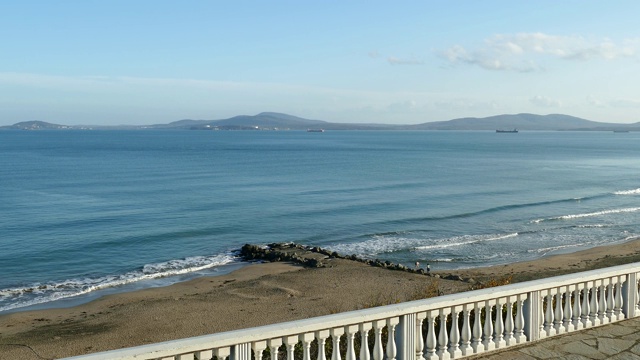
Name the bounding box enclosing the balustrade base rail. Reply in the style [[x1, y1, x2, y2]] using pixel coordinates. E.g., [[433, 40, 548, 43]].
[[63, 262, 640, 360]]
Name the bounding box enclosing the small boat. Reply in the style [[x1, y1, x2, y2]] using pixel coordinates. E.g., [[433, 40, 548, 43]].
[[496, 129, 518, 133], [307, 129, 325, 132]]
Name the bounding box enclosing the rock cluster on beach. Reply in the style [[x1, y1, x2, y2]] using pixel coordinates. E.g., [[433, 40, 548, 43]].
[[239, 242, 471, 282]]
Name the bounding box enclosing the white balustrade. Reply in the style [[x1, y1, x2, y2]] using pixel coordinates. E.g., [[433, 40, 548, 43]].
[[63, 262, 640, 360]]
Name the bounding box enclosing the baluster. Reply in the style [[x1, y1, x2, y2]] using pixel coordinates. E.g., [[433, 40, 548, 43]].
[[215, 347, 231, 360], [449, 306, 462, 358], [460, 305, 472, 355], [360, 323, 372, 360], [590, 281, 600, 326], [252, 341, 267, 360], [194, 350, 215, 360], [299, 334, 314, 360], [614, 275, 624, 320], [553, 290, 564, 334], [386, 318, 399, 360], [572, 285, 582, 330], [196, 349, 214, 360], [316, 330, 330, 360], [493, 299, 505, 348], [504, 297, 515, 346], [563, 286, 574, 332], [581, 283, 592, 328], [234, 343, 252, 360], [424, 311, 438, 360], [415, 313, 426, 360], [598, 281, 607, 324], [471, 303, 483, 353], [544, 292, 555, 336], [283, 336, 298, 360], [268, 339, 282, 360], [637, 276, 640, 314], [436, 310, 450, 360], [514, 294, 526, 343], [482, 301, 495, 351], [345, 325, 358, 360], [330, 328, 344, 360], [539, 293, 546, 339], [372, 321, 385, 360], [606, 279, 615, 322]]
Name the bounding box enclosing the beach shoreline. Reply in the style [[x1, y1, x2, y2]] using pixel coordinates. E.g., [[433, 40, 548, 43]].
[[2, 239, 640, 359]]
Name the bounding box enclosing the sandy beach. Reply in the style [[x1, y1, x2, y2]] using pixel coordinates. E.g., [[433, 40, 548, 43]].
[[2, 239, 640, 360]]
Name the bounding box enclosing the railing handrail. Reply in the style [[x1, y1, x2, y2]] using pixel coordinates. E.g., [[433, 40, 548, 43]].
[[63, 261, 640, 360]]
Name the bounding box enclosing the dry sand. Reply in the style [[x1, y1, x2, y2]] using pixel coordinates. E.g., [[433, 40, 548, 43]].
[[2, 239, 640, 360]]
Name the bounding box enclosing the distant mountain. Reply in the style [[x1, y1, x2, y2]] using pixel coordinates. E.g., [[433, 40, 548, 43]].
[[0, 121, 74, 130], [154, 112, 390, 130], [407, 113, 640, 131], [3, 112, 639, 131]]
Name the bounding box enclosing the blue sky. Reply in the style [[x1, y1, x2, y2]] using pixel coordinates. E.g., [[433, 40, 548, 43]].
[[2, 1, 639, 125]]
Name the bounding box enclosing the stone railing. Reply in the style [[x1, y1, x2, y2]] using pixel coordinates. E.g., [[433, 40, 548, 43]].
[[63, 262, 640, 360]]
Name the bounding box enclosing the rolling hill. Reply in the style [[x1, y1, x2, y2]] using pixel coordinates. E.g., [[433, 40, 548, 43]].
[[2, 112, 639, 131]]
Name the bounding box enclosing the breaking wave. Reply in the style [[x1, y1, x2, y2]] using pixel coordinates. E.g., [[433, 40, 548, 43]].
[[0, 252, 237, 313], [532, 207, 640, 223], [614, 188, 640, 195], [414, 233, 518, 251], [527, 243, 585, 256]]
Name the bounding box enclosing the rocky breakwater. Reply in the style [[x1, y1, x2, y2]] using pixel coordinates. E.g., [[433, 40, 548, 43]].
[[239, 242, 477, 284]]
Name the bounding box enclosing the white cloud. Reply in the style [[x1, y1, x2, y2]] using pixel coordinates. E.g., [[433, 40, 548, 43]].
[[387, 100, 417, 112], [441, 44, 538, 72], [530, 95, 562, 108], [586, 95, 605, 107], [442, 33, 640, 72], [610, 98, 640, 108]]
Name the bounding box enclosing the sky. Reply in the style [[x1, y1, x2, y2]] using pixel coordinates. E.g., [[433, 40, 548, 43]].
[[1, 1, 640, 126]]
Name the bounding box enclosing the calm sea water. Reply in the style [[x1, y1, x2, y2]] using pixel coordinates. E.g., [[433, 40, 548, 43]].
[[1, 130, 639, 313]]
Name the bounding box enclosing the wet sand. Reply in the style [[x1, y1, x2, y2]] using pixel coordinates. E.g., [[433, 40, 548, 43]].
[[2, 239, 640, 359]]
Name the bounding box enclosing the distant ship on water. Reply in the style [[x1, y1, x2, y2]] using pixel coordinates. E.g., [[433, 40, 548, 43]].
[[496, 129, 518, 133], [307, 129, 325, 132]]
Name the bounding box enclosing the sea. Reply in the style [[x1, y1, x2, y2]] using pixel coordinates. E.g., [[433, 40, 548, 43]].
[[1, 130, 639, 314]]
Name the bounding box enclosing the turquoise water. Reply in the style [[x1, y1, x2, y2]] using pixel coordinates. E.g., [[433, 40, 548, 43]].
[[1, 130, 639, 312]]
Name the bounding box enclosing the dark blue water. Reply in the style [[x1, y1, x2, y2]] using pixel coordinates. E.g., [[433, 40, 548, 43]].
[[1, 130, 639, 312]]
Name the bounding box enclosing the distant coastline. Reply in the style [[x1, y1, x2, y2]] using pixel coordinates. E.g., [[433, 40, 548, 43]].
[[2, 112, 639, 131]]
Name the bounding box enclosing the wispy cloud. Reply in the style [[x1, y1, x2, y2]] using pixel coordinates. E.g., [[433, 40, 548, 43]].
[[587, 95, 606, 107], [530, 95, 562, 108], [585, 96, 640, 108], [441, 33, 639, 72], [610, 98, 640, 108]]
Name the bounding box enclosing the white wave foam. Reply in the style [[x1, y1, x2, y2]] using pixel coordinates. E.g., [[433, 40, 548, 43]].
[[0, 253, 236, 313], [533, 207, 640, 223], [528, 243, 584, 255], [414, 233, 518, 251], [614, 188, 640, 195], [326, 232, 519, 258], [324, 233, 426, 257]]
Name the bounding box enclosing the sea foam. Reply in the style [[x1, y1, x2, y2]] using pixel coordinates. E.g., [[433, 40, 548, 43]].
[[533, 207, 640, 223], [614, 188, 640, 195], [0, 252, 237, 313]]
